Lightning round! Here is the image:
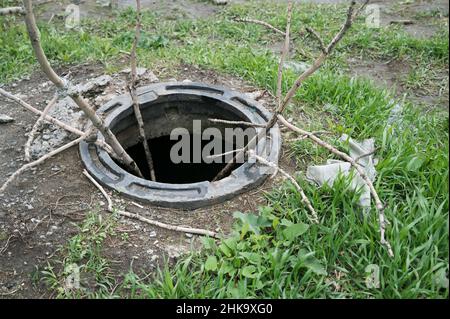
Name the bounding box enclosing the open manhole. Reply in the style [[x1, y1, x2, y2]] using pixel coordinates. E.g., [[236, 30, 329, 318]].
[[80, 82, 281, 209]]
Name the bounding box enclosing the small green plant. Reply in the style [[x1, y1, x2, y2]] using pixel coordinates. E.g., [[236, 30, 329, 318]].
[[41, 211, 118, 298]]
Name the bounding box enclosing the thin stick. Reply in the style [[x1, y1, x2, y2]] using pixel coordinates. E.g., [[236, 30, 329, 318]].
[[128, 0, 156, 181], [233, 17, 286, 36], [0, 6, 24, 16], [208, 118, 266, 128], [249, 151, 318, 224], [354, 147, 379, 163], [0, 88, 115, 158], [0, 134, 89, 194], [277, 114, 393, 257], [288, 130, 330, 142], [0, 88, 84, 136], [280, 1, 357, 111], [305, 27, 327, 53], [24, 94, 58, 162], [21, 0, 143, 178], [276, 1, 293, 105], [212, 0, 358, 182], [206, 148, 244, 160], [82, 170, 219, 238]]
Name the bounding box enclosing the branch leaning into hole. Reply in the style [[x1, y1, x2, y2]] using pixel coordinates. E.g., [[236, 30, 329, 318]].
[[208, 118, 267, 128], [0, 6, 24, 16], [277, 114, 393, 257], [21, 0, 143, 178], [213, 0, 358, 182], [82, 170, 220, 238], [249, 151, 319, 224], [0, 133, 90, 194], [128, 0, 156, 181], [24, 94, 58, 162], [211, 1, 393, 256]]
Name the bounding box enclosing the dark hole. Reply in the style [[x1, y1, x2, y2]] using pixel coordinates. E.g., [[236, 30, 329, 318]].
[[122, 135, 243, 184]]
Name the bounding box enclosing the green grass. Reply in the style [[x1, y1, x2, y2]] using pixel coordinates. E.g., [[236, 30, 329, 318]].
[[39, 210, 119, 298], [2, 1, 448, 299]]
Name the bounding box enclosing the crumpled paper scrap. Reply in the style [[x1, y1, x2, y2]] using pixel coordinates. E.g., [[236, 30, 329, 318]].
[[306, 134, 378, 208]]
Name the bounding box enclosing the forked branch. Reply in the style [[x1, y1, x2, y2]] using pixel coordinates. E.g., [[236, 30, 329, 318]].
[[21, 0, 143, 178], [277, 114, 393, 257], [211, 1, 393, 256]]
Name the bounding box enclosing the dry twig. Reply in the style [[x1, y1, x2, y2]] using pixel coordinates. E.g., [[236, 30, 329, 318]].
[[277, 114, 393, 257], [208, 118, 266, 128], [0, 133, 90, 193], [233, 17, 286, 36], [82, 170, 219, 238], [21, 0, 143, 178], [249, 151, 319, 223], [211, 1, 393, 256], [0, 88, 115, 156], [127, 0, 156, 181], [24, 94, 58, 162]]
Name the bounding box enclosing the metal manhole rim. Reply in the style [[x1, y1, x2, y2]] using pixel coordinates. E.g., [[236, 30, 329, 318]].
[[79, 82, 281, 209]]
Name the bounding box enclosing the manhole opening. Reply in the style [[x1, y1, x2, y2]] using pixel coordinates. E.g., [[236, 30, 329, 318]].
[[123, 135, 243, 184], [111, 94, 254, 184], [80, 83, 281, 208]]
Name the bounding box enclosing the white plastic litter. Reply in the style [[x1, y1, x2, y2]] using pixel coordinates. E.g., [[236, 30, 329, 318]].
[[306, 134, 377, 209]]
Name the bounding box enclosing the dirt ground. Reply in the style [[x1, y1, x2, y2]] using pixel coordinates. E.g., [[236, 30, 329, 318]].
[[0, 61, 287, 298], [0, 0, 448, 298]]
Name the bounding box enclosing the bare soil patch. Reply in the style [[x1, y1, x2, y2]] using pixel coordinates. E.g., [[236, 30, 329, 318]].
[[0, 62, 290, 298]]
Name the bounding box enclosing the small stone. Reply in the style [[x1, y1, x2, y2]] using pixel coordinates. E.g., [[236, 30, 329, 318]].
[[185, 233, 193, 238], [245, 90, 265, 100], [143, 70, 159, 83], [149, 231, 157, 238], [0, 114, 14, 124], [120, 67, 146, 77]]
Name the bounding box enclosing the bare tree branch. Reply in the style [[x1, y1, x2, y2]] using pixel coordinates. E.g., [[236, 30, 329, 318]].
[[208, 118, 267, 128], [233, 17, 286, 36], [82, 170, 219, 238], [24, 94, 58, 162], [21, 0, 143, 178], [127, 0, 156, 181], [305, 27, 327, 54], [213, 0, 358, 182], [0, 87, 115, 159], [276, 1, 293, 105], [249, 151, 319, 224], [277, 114, 393, 257], [0, 133, 90, 194]]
